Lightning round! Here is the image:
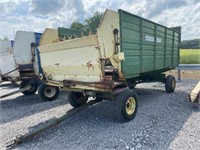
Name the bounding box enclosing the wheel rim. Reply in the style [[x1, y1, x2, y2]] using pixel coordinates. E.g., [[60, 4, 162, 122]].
[[22, 82, 35, 92], [126, 97, 136, 115], [44, 86, 56, 98], [172, 79, 175, 89]]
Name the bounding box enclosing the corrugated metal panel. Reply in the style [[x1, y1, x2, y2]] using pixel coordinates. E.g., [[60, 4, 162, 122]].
[[119, 9, 180, 79]]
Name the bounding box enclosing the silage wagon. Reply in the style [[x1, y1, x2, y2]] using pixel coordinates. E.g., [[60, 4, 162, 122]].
[[38, 9, 181, 121]]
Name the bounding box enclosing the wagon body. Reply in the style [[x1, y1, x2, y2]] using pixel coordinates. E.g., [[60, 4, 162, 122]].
[[13, 31, 42, 81], [39, 28, 60, 46], [0, 40, 19, 82], [39, 27, 89, 46], [119, 10, 180, 79], [39, 9, 181, 93]]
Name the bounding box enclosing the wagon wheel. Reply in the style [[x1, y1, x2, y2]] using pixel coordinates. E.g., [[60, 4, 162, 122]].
[[165, 75, 176, 93], [115, 89, 138, 122], [38, 83, 60, 101], [20, 81, 38, 95], [68, 91, 88, 108]]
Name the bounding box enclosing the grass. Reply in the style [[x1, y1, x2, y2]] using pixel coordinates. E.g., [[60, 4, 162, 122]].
[[180, 49, 200, 64]]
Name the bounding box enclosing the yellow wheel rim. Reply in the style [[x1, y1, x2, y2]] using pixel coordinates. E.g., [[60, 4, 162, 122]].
[[126, 97, 136, 115]]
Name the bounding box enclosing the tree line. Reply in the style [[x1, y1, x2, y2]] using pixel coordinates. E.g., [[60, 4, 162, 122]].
[[180, 39, 200, 49], [70, 12, 200, 50], [1, 11, 199, 50], [70, 11, 103, 34]]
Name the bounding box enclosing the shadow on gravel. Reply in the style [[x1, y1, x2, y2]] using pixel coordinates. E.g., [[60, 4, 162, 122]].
[[0, 90, 69, 124], [190, 103, 200, 112], [17, 85, 199, 150]]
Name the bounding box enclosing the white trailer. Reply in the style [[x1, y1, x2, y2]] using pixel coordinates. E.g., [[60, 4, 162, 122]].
[[11, 31, 42, 95], [0, 40, 19, 83], [0, 31, 42, 95]]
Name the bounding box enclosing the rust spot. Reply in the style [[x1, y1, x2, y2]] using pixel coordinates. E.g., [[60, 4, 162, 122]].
[[96, 58, 100, 63], [86, 61, 94, 70]]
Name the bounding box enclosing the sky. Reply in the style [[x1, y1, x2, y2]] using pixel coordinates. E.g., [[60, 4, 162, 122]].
[[1, 0, 200, 41]]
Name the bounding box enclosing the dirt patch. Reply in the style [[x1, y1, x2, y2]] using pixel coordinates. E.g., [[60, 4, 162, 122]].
[[165, 70, 200, 80]]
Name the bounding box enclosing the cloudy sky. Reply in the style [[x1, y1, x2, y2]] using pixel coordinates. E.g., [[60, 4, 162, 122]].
[[1, 0, 200, 40]]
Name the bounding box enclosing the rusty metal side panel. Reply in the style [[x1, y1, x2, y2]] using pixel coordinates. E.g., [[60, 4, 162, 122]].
[[97, 9, 121, 62], [97, 9, 125, 79], [39, 36, 103, 83]]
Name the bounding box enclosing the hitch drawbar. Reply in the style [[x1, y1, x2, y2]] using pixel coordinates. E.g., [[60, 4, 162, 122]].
[[0, 85, 32, 99], [6, 100, 99, 149]]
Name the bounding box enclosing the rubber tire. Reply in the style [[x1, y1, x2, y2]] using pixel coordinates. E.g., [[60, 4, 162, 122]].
[[68, 92, 88, 108], [165, 75, 176, 93], [38, 83, 59, 101], [114, 89, 138, 122], [20, 81, 38, 95]]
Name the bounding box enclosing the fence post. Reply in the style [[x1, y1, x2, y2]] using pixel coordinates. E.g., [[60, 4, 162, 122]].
[[176, 64, 200, 80], [178, 68, 181, 80]]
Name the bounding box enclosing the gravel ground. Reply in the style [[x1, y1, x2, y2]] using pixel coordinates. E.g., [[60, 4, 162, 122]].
[[0, 79, 199, 150]]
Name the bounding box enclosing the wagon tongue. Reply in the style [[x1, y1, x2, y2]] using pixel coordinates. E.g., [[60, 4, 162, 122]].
[[6, 100, 100, 149], [0, 84, 31, 99], [188, 81, 200, 103]]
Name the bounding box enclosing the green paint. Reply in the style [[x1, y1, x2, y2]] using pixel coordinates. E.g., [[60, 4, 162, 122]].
[[58, 27, 89, 40], [118, 9, 180, 79]]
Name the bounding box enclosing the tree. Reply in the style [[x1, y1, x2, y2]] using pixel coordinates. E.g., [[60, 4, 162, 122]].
[[70, 11, 103, 33], [84, 11, 103, 32], [4, 36, 9, 40], [70, 21, 84, 30], [180, 39, 200, 49]]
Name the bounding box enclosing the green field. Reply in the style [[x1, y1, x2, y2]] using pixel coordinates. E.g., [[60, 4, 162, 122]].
[[180, 49, 200, 64]]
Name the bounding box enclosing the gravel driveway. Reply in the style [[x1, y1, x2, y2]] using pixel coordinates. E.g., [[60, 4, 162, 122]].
[[0, 79, 199, 150]]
